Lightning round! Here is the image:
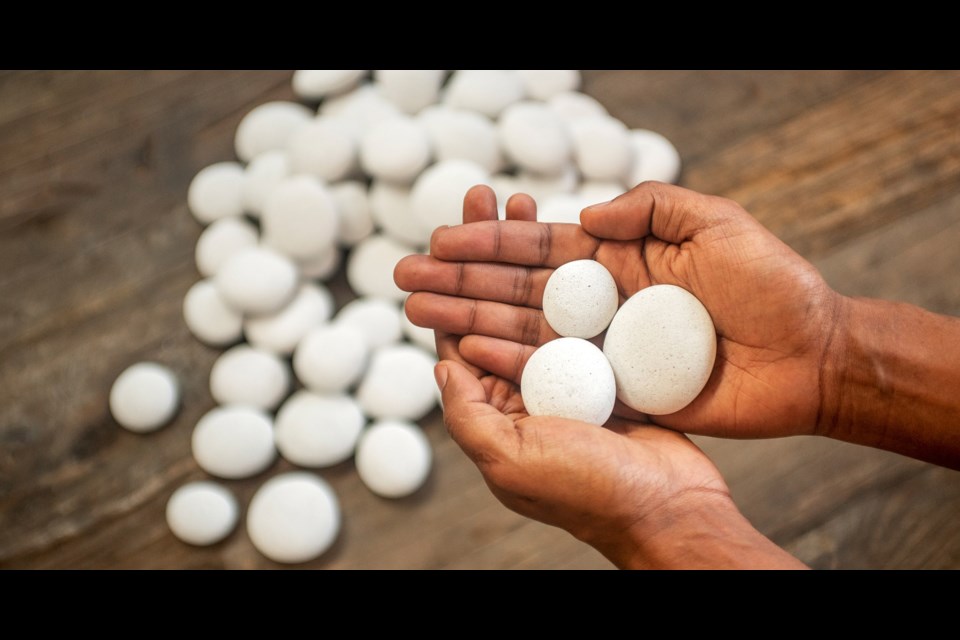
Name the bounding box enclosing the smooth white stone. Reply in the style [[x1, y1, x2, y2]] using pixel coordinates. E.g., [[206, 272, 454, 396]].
[[247, 472, 340, 564], [245, 283, 334, 356], [330, 181, 375, 247], [356, 344, 438, 421], [241, 150, 290, 217], [183, 279, 243, 347], [401, 312, 437, 354], [286, 117, 357, 182], [547, 91, 608, 123], [538, 193, 589, 225], [235, 101, 313, 163], [166, 481, 238, 546], [292, 70, 366, 100], [346, 234, 415, 302], [419, 106, 503, 173], [375, 69, 445, 114], [334, 297, 402, 351], [410, 159, 490, 232], [368, 181, 432, 247], [626, 129, 682, 186], [195, 216, 259, 278], [498, 101, 572, 176], [109, 362, 180, 433], [209, 345, 290, 411], [443, 70, 525, 118], [578, 181, 627, 206], [214, 246, 298, 315], [188, 162, 245, 225], [293, 324, 370, 394], [191, 406, 276, 479], [542, 260, 619, 339], [320, 83, 402, 132], [510, 166, 579, 204], [355, 420, 432, 498], [521, 337, 616, 425], [517, 70, 581, 101], [359, 116, 432, 184], [570, 116, 633, 182], [261, 176, 340, 261], [274, 391, 365, 468], [603, 285, 717, 415], [298, 246, 341, 281]]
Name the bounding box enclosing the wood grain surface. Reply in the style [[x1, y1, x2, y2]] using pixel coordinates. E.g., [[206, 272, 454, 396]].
[[1, 70, 958, 569]]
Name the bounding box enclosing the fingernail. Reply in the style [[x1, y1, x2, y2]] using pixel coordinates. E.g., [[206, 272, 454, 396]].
[[434, 363, 448, 391]]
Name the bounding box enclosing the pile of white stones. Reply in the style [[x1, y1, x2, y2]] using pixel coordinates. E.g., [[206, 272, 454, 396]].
[[109, 70, 682, 565]]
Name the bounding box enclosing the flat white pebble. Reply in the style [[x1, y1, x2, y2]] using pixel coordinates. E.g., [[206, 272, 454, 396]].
[[293, 324, 370, 394], [194, 216, 259, 278], [235, 101, 313, 162], [410, 159, 490, 232], [166, 481, 238, 546], [443, 70, 525, 118], [209, 345, 290, 411], [334, 297, 402, 350], [346, 234, 416, 302], [192, 406, 276, 479], [401, 312, 437, 354], [188, 162, 245, 224], [274, 391, 365, 468], [356, 420, 432, 498], [571, 116, 633, 182], [286, 117, 357, 182], [368, 181, 431, 247], [215, 246, 299, 315], [110, 362, 180, 433], [183, 279, 243, 347], [261, 176, 340, 261], [547, 91, 608, 123], [247, 472, 341, 564], [542, 260, 619, 339], [420, 106, 503, 173], [245, 283, 334, 355], [627, 129, 682, 186], [241, 151, 290, 217], [298, 246, 341, 281], [498, 102, 572, 176], [359, 116, 431, 184], [521, 337, 616, 425], [356, 344, 438, 421], [293, 70, 366, 100], [603, 285, 717, 415], [375, 69, 445, 114], [517, 70, 581, 100], [330, 181, 375, 247]]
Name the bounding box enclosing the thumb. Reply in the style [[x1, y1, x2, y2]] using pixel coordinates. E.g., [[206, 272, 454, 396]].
[[435, 360, 515, 461]]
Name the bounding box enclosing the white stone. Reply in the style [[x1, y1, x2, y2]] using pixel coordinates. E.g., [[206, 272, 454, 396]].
[[401, 312, 437, 354], [511, 166, 579, 204], [356, 420, 432, 498], [410, 159, 490, 232], [109, 362, 180, 433], [356, 344, 438, 421], [517, 70, 581, 101], [241, 151, 290, 217], [247, 472, 340, 564], [626, 129, 682, 186], [320, 83, 402, 133], [261, 176, 339, 261], [195, 216, 259, 278], [570, 116, 633, 182], [334, 297, 402, 350], [542, 260, 619, 339], [286, 117, 357, 182], [547, 91, 608, 124], [274, 391, 365, 468], [330, 181, 375, 247], [368, 181, 432, 247], [235, 101, 313, 163], [210, 345, 290, 411], [298, 247, 341, 281], [245, 283, 334, 355], [346, 234, 415, 302], [498, 101, 572, 176], [538, 193, 589, 225], [603, 285, 717, 415], [375, 69, 445, 114], [183, 279, 243, 347], [292, 70, 366, 100], [191, 406, 276, 479], [578, 181, 627, 206], [359, 116, 431, 184], [520, 337, 616, 425], [166, 481, 238, 546], [293, 324, 369, 394], [419, 106, 503, 173], [443, 70, 525, 118], [188, 162, 245, 225], [214, 246, 298, 315]]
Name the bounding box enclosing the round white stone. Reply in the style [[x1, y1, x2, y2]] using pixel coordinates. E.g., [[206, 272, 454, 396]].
[[245, 283, 334, 355], [359, 117, 431, 184], [511, 166, 579, 204], [578, 181, 627, 206], [538, 193, 589, 225], [517, 70, 581, 101], [320, 83, 402, 133], [247, 472, 341, 564], [166, 481, 238, 546], [195, 216, 259, 278], [375, 69, 445, 114], [547, 91, 608, 124], [498, 101, 572, 176], [241, 151, 290, 217], [603, 285, 717, 415], [410, 159, 490, 232], [443, 70, 525, 118], [401, 312, 437, 354], [368, 181, 432, 247], [521, 337, 616, 425], [543, 260, 619, 339], [298, 247, 341, 281], [286, 117, 357, 183], [419, 106, 503, 173], [188, 162, 245, 225], [183, 279, 243, 347], [109, 362, 180, 433], [234, 101, 313, 163], [215, 246, 299, 315], [191, 406, 276, 479], [346, 234, 415, 302], [356, 344, 438, 421], [571, 116, 633, 182], [275, 391, 365, 468], [626, 129, 682, 186], [210, 345, 290, 411], [293, 70, 366, 100], [356, 421, 432, 498], [293, 324, 370, 394], [261, 176, 339, 261], [334, 297, 402, 350], [330, 181, 375, 247]]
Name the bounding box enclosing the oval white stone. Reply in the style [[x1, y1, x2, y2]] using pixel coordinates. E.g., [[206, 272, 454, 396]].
[[626, 129, 682, 186], [241, 150, 290, 217], [375, 69, 445, 115], [298, 247, 341, 282], [359, 116, 432, 184], [334, 297, 402, 350], [188, 162, 245, 225], [234, 101, 313, 163], [109, 362, 180, 433], [443, 70, 525, 118], [410, 159, 490, 232], [520, 337, 616, 425], [368, 181, 432, 247], [183, 279, 243, 347], [166, 481, 238, 546], [214, 246, 299, 316], [209, 345, 290, 411], [293, 70, 366, 100], [346, 234, 415, 302], [245, 283, 334, 355], [547, 91, 608, 124], [517, 70, 581, 101], [570, 116, 633, 183], [293, 324, 369, 394], [420, 106, 503, 173], [356, 344, 438, 421], [191, 406, 276, 479], [330, 181, 375, 247], [274, 391, 365, 468], [195, 216, 259, 278], [542, 260, 619, 339], [261, 176, 339, 261], [356, 420, 432, 498], [286, 117, 357, 182], [498, 101, 572, 176]]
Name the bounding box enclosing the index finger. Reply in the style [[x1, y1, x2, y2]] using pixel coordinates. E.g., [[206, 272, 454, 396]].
[[431, 220, 601, 268]]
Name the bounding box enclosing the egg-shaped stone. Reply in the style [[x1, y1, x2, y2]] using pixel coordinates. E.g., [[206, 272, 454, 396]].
[[542, 260, 619, 339], [520, 337, 616, 425], [498, 102, 572, 176], [191, 406, 276, 479], [274, 391, 366, 468], [194, 216, 259, 278], [356, 344, 438, 422], [346, 234, 415, 302], [166, 481, 239, 546], [209, 345, 290, 411], [234, 101, 313, 162], [293, 324, 370, 394], [355, 420, 432, 498], [261, 176, 339, 261], [626, 129, 682, 186], [292, 70, 366, 101], [410, 159, 490, 232], [109, 362, 180, 433], [334, 297, 403, 350], [245, 283, 334, 356]]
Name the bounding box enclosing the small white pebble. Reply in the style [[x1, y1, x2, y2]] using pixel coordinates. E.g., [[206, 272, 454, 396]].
[[356, 420, 432, 498], [498, 102, 573, 176], [215, 246, 299, 315], [542, 260, 619, 339], [517, 70, 581, 101], [547, 91, 608, 124], [359, 116, 432, 184], [626, 129, 682, 186], [298, 246, 342, 281], [192, 406, 276, 479], [241, 151, 290, 217], [293, 70, 366, 101], [293, 324, 369, 394], [188, 162, 245, 225], [234, 101, 313, 163], [570, 116, 633, 183], [368, 181, 432, 247], [183, 279, 243, 347], [410, 159, 490, 232], [329, 181, 375, 247], [375, 69, 445, 115], [419, 106, 503, 173], [109, 362, 180, 433], [346, 234, 415, 302], [334, 297, 402, 350], [261, 176, 340, 261], [286, 117, 358, 183], [356, 344, 438, 421], [275, 391, 365, 468], [245, 283, 334, 355], [521, 337, 616, 425], [194, 216, 258, 278], [443, 70, 525, 118], [166, 481, 238, 546], [401, 311, 437, 354], [209, 345, 290, 411]]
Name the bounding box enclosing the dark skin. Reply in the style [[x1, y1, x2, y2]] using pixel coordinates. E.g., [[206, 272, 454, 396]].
[[395, 182, 960, 569]]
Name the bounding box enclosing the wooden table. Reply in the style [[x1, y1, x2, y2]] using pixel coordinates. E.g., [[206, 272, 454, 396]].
[[2, 70, 959, 569]]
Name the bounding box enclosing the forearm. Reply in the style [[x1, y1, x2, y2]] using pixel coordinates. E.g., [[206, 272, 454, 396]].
[[821, 296, 960, 469]]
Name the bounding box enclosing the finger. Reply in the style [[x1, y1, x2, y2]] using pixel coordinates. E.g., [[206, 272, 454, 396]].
[[463, 184, 499, 224], [580, 181, 726, 244], [435, 331, 486, 378], [394, 254, 550, 307], [505, 193, 537, 222], [406, 292, 559, 346], [436, 360, 516, 462], [432, 220, 600, 267]]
